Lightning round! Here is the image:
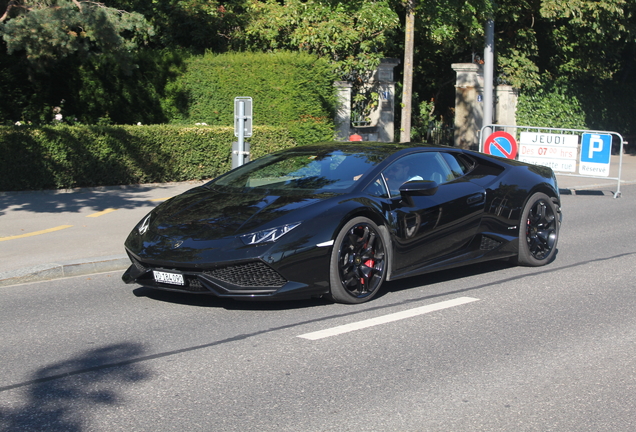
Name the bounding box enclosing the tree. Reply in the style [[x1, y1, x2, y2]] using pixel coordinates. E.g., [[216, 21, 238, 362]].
[[0, 0, 154, 73], [400, 0, 415, 142], [493, 0, 636, 88], [233, 0, 400, 81], [106, 0, 248, 52]]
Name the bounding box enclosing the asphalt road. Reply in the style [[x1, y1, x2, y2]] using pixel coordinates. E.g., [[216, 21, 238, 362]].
[[1, 184, 635, 431]]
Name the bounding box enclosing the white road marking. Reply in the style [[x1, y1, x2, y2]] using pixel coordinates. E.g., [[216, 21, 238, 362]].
[[298, 296, 479, 340]]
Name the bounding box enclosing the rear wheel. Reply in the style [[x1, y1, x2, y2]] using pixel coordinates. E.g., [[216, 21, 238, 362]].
[[516, 192, 559, 266], [329, 217, 387, 304]]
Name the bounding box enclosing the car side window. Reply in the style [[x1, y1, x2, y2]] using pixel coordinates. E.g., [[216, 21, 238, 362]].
[[364, 176, 389, 198], [382, 152, 453, 197], [441, 152, 475, 179]]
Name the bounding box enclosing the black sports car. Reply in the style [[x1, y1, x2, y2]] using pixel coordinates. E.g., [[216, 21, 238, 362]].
[[123, 142, 561, 304]]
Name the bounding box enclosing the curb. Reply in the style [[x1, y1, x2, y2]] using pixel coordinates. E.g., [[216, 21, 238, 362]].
[[0, 255, 129, 288], [556, 178, 636, 193]]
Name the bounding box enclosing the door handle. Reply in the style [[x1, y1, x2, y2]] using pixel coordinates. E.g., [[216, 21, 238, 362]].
[[467, 193, 485, 205]]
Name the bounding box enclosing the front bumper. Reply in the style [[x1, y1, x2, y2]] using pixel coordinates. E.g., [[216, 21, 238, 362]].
[[122, 251, 331, 301]]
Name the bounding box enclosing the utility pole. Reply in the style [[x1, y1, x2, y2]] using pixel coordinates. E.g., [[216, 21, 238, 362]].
[[400, 0, 416, 143], [482, 18, 495, 142]]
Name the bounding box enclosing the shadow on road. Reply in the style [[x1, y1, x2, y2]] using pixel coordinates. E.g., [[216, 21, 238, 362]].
[[559, 188, 610, 196], [0, 185, 179, 216], [0, 343, 151, 432], [133, 286, 334, 311], [130, 258, 521, 310]]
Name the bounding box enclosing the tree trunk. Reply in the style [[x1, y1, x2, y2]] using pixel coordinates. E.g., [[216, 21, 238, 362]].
[[400, 0, 416, 143]]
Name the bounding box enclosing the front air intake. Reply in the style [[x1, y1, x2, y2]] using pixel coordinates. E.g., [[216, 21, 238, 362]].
[[203, 261, 287, 288]]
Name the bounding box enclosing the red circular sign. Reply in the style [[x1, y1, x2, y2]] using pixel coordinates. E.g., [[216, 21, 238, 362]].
[[483, 131, 518, 159]]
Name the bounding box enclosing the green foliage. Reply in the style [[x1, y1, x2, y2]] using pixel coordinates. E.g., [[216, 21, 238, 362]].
[[0, 48, 186, 125], [492, 0, 636, 88], [0, 0, 154, 73], [0, 124, 296, 191], [517, 79, 636, 137], [71, 49, 186, 125], [233, 0, 400, 81], [107, 0, 248, 52], [516, 83, 587, 129], [162, 51, 338, 146], [0, 49, 33, 123], [571, 80, 636, 136]]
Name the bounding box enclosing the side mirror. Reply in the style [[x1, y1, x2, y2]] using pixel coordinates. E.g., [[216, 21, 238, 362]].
[[399, 180, 439, 197]]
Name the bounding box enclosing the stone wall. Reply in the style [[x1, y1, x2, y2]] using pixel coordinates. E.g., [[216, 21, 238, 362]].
[[334, 59, 400, 142]]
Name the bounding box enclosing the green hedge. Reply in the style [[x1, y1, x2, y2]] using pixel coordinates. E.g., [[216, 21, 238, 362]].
[[162, 51, 338, 146], [517, 80, 636, 139], [516, 84, 587, 130], [0, 125, 295, 191]]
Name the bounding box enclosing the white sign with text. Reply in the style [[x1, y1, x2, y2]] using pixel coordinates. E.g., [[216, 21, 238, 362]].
[[518, 132, 579, 173]]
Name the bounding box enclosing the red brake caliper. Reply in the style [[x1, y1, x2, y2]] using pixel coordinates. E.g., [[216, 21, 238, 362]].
[[362, 259, 375, 285]]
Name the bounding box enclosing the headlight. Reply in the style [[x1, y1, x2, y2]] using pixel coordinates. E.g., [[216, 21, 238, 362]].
[[138, 214, 152, 235], [240, 222, 301, 245]]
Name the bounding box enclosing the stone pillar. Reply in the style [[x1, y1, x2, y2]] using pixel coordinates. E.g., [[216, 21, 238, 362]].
[[452, 63, 484, 149], [334, 81, 352, 141], [495, 84, 518, 130], [335, 58, 400, 142], [375, 58, 400, 142]]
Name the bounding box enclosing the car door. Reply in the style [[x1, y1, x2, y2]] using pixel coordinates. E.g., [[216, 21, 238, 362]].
[[383, 152, 486, 276]]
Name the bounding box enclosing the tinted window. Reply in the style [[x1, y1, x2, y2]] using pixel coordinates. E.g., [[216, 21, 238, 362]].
[[441, 152, 474, 178], [364, 177, 389, 198], [210, 149, 386, 194], [382, 152, 453, 196]]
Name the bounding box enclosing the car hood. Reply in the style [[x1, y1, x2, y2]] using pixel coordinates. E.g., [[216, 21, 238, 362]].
[[148, 186, 331, 241]]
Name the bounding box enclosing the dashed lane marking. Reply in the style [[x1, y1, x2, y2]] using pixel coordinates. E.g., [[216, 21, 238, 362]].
[[0, 225, 74, 242], [297, 297, 479, 340], [86, 208, 117, 218]]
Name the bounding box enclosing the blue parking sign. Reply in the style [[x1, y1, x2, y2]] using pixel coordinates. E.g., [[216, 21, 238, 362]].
[[580, 133, 612, 177], [581, 133, 611, 163]]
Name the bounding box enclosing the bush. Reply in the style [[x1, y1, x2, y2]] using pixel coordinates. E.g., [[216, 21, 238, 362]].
[[516, 83, 587, 130], [517, 80, 636, 140], [0, 124, 295, 191], [162, 51, 338, 146]]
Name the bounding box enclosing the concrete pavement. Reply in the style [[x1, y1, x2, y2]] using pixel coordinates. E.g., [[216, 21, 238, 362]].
[[2, 153, 635, 288], [0, 180, 204, 287]]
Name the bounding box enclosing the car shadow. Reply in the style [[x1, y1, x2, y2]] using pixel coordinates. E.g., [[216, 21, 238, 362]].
[[377, 259, 515, 299], [0, 342, 151, 432], [559, 188, 613, 196], [132, 287, 334, 311], [131, 258, 524, 310]]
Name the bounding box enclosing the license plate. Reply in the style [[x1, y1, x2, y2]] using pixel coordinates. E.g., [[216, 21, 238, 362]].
[[153, 270, 184, 286]]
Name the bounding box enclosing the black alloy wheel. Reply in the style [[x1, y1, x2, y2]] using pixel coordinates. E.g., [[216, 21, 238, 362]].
[[517, 192, 559, 266], [329, 217, 387, 304]]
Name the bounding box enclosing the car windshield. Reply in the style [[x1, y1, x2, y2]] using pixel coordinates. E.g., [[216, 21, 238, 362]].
[[208, 146, 390, 194]]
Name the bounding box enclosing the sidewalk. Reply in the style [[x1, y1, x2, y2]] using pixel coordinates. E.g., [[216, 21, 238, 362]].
[[0, 180, 204, 287], [1, 154, 635, 288]]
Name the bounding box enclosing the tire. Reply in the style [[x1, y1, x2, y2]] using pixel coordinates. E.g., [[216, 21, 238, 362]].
[[516, 192, 559, 266], [329, 217, 388, 304]]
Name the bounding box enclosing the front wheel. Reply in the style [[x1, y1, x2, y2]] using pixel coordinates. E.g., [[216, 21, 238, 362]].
[[329, 217, 387, 304], [516, 192, 559, 266]]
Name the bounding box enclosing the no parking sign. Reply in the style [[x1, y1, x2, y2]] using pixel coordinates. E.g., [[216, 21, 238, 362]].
[[483, 131, 518, 159]]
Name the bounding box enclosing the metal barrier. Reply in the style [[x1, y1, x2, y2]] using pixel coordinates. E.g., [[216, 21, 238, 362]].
[[479, 125, 625, 198]]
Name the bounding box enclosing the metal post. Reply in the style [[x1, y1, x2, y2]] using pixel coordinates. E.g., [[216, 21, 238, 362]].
[[237, 101, 245, 167], [483, 18, 495, 140]]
